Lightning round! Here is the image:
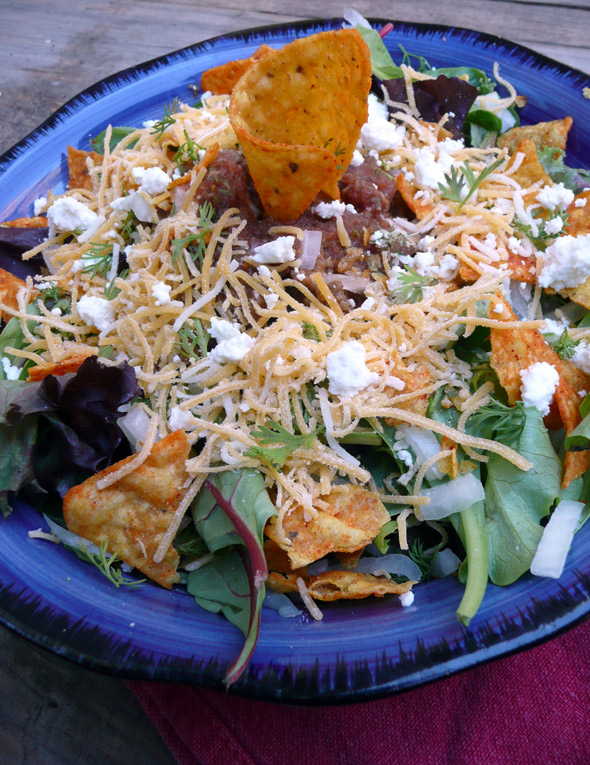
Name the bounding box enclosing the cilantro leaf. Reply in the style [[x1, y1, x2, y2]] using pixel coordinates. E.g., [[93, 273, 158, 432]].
[[244, 421, 323, 468], [551, 328, 578, 360], [388, 267, 434, 304], [438, 158, 503, 208]]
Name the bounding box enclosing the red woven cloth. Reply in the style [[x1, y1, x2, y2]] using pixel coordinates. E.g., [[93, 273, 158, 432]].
[[129, 618, 590, 765]]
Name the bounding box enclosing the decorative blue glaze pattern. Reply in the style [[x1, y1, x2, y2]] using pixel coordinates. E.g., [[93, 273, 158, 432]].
[[1, 19, 589, 704]]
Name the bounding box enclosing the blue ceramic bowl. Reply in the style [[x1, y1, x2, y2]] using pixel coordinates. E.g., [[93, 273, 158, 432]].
[[1, 18, 589, 704]]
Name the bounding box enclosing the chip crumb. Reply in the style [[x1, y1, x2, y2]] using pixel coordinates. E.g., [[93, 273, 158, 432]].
[[583, 87, 590, 100]]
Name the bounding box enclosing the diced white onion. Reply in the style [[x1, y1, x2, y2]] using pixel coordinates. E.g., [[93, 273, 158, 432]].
[[342, 7, 372, 28], [323, 273, 370, 294], [117, 403, 152, 451], [130, 192, 153, 222], [530, 500, 584, 579], [318, 390, 360, 467], [431, 548, 462, 578], [263, 590, 302, 618], [397, 424, 442, 480], [107, 242, 120, 282], [420, 473, 485, 520], [354, 553, 422, 581], [299, 230, 322, 270], [43, 515, 101, 555]]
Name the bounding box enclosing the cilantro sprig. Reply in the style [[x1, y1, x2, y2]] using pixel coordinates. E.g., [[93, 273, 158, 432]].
[[389, 267, 434, 304], [512, 210, 569, 249], [438, 158, 503, 209], [69, 540, 145, 589], [551, 329, 579, 360], [244, 421, 324, 468], [171, 201, 215, 265]]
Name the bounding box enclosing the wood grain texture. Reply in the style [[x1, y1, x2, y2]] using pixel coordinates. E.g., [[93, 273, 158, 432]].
[[0, 1, 588, 762]]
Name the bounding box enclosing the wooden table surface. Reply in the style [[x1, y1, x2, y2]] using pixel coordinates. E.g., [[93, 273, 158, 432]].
[[1, 1, 589, 762]]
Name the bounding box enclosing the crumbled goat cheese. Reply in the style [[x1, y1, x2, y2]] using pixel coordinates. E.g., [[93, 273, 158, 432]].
[[239, 401, 251, 412], [131, 166, 170, 196], [575, 198, 588, 208], [142, 119, 158, 129], [571, 341, 590, 374], [110, 195, 134, 212], [251, 236, 296, 265], [326, 341, 380, 397], [542, 317, 569, 336], [434, 253, 459, 280], [219, 440, 246, 466], [151, 281, 172, 306], [47, 197, 104, 242], [508, 235, 520, 252], [257, 265, 271, 277], [396, 449, 414, 469], [77, 295, 115, 333], [168, 406, 194, 431], [385, 376, 406, 391], [33, 196, 47, 215], [314, 200, 357, 218], [359, 94, 405, 151], [544, 217, 564, 235], [418, 234, 435, 250], [208, 317, 254, 363], [1, 356, 20, 380], [350, 150, 365, 167], [537, 183, 575, 212], [414, 138, 463, 191], [263, 292, 279, 309], [399, 591, 415, 608], [520, 362, 559, 415], [493, 302, 504, 314], [538, 234, 590, 291]]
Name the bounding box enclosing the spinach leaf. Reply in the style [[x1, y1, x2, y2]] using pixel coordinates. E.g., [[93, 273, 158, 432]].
[[430, 66, 496, 94], [565, 411, 590, 449], [485, 408, 562, 586], [89, 126, 138, 154], [355, 25, 403, 80], [190, 469, 276, 685], [463, 108, 502, 148], [0, 415, 37, 517]]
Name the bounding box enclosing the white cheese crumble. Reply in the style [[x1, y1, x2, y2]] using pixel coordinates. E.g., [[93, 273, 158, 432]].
[[142, 119, 158, 129], [493, 302, 504, 314], [571, 341, 590, 374], [414, 138, 464, 191], [263, 292, 279, 309], [350, 150, 365, 167], [519, 362, 559, 415], [33, 196, 47, 215], [168, 406, 194, 432], [314, 200, 357, 218], [77, 295, 115, 332], [326, 341, 380, 398], [131, 166, 170, 196], [251, 236, 296, 265], [399, 591, 415, 608], [538, 234, 590, 291], [151, 281, 172, 306], [575, 198, 588, 208], [536, 183, 575, 212], [47, 197, 104, 242], [208, 317, 254, 363], [358, 94, 405, 152], [544, 217, 564, 235], [1, 356, 20, 380]]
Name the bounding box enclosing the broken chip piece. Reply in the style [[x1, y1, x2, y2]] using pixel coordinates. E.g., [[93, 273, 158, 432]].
[[201, 44, 274, 95], [63, 430, 191, 588], [497, 117, 573, 154], [229, 29, 371, 222], [267, 569, 414, 601]]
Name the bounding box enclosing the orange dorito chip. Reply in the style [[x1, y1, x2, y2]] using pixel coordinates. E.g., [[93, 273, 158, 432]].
[[507, 139, 553, 192], [201, 44, 274, 95], [489, 298, 589, 487], [67, 146, 102, 191], [0, 267, 25, 322], [267, 570, 414, 601], [265, 485, 389, 569], [63, 430, 191, 588], [27, 352, 96, 382], [497, 117, 573, 154], [396, 175, 435, 220], [1, 216, 47, 228], [229, 29, 371, 222]]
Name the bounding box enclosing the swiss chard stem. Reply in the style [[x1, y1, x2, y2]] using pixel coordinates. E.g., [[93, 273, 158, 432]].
[[456, 501, 488, 626]]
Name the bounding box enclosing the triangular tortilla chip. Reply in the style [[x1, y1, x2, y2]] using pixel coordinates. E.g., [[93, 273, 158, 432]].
[[0, 267, 25, 322], [497, 117, 573, 154], [64, 430, 190, 588], [200, 44, 274, 95], [507, 138, 553, 191], [67, 146, 102, 191]]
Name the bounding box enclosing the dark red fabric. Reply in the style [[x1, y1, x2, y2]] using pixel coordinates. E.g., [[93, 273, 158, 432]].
[[129, 618, 590, 765]]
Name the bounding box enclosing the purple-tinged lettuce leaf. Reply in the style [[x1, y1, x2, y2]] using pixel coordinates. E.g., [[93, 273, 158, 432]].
[[0, 226, 46, 280], [383, 75, 478, 137]]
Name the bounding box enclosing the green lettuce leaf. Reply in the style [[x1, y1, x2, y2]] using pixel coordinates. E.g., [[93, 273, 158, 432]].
[[89, 126, 138, 154], [355, 25, 403, 80], [537, 146, 590, 192], [485, 408, 562, 586]]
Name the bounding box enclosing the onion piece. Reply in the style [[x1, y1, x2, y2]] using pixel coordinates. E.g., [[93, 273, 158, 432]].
[[318, 390, 360, 467], [299, 230, 322, 270], [397, 424, 442, 480], [107, 242, 120, 282], [43, 515, 101, 555], [117, 403, 152, 451], [420, 473, 485, 520], [431, 548, 461, 578], [130, 191, 153, 222], [323, 272, 370, 294], [355, 553, 422, 581], [263, 590, 302, 618], [530, 500, 584, 578]]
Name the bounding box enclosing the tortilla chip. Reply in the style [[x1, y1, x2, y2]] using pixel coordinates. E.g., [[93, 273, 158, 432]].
[[507, 139, 553, 191], [229, 29, 371, 222], [1, 216, 47, 228], [396, 175, 435, 220], [497, 117, 573, 154], [265, 485, 389, 569], [63, 430, 190, 588], [67, 146, 102, 191], [438, 436, 459, 479], [489, 298, 589, 487], [267, 570, 414, 601], [0, 267, 25, 322], [507, 252, 537, 282], [335, 549, 364, 569], [27, 352, 96, 382], [168, 143, 220, 189], [565, 190, 590, 238], [201, 44, 274, 95]]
